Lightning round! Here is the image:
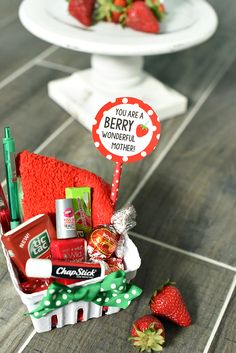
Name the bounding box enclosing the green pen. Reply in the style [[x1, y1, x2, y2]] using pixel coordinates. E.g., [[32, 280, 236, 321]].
[[3, 127, 20, 229]]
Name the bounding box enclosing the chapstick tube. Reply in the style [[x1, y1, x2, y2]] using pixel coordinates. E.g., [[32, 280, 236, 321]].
[[26, 259, 105, 281]]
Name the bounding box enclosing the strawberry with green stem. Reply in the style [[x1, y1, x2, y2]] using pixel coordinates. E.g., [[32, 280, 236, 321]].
[[95, 0, 129, 23], [112, 0, 129, 23], [145, 0, 166, 22], [68, 0, 96, 26], [129, 314, 165, 352], [122, 1, 160, 34], [150, 280, 191, 327]]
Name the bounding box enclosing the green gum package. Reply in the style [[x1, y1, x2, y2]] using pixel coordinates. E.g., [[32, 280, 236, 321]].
[[65, 187, 92, 237]]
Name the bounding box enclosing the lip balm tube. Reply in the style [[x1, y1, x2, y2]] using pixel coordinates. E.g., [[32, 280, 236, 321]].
[[56, 199, 77, 239], [26, 258, 105, 281], [52, 199, 87, 264]]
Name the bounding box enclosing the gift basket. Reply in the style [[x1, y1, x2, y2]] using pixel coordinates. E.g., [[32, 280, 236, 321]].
[[0, 149, 141, 333], [2, 214, 141, 333], [0, 97, 160, 333]]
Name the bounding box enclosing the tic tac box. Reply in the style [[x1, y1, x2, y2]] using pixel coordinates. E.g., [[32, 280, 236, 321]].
[[1, 214, 56, 276]]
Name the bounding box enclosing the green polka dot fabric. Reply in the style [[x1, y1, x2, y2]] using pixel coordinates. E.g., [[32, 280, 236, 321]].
[[26, 270, 142, 319]]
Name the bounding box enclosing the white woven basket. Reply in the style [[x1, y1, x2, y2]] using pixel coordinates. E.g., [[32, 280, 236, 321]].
[[2, 233, 141, 333]]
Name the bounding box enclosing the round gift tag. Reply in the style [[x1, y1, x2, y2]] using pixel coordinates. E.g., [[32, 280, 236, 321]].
[[92, 97, 160, 163]]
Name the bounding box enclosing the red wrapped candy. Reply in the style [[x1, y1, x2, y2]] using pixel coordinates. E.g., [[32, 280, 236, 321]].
[[20, 278, 52, 294], [87, 226, 119, 260], [106, 257, 124, 273]]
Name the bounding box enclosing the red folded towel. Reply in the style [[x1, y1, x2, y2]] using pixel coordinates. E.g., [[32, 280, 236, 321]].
[[17, 151, 114, 227]]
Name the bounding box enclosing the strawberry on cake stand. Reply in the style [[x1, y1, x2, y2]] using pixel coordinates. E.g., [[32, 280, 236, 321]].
[[19, 0, 217, 130]]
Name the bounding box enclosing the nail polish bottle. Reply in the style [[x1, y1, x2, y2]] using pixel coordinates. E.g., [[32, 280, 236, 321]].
[[50, 199, 87, 284]]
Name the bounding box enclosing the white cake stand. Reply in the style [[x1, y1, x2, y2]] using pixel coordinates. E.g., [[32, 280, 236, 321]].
[[19, 0, 217, 130]]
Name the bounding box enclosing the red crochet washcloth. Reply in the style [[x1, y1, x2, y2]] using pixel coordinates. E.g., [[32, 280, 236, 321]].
[[17, 151, 114, 227]]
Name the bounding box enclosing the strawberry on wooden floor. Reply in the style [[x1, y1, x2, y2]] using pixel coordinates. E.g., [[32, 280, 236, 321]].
[[150, 280, 192, 327], [129, 314, 165, 352]]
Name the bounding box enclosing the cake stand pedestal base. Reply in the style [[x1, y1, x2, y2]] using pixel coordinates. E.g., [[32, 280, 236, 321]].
[[48, 55, 187, 131]]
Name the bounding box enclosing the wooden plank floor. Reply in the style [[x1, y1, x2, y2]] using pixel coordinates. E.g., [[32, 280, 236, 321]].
[[22, 241, 234, 353], [134, 57, 236, 265], [0, 0, 236, 352]]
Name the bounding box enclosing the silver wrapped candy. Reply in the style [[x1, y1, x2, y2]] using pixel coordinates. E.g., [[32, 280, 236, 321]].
[[111, 205, 136, 258], [111, 205, 136, 235]]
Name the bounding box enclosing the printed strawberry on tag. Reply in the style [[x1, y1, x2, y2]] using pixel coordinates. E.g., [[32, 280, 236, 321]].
[[136, 124, 149, 138]]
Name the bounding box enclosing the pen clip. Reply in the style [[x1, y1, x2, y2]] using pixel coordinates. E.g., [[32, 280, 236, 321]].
[[10, 152, 17, 183]]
